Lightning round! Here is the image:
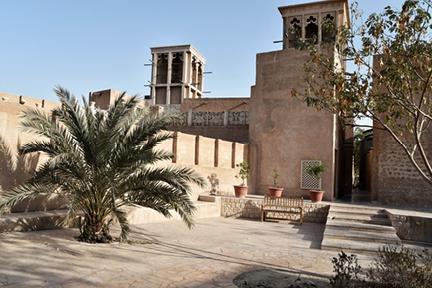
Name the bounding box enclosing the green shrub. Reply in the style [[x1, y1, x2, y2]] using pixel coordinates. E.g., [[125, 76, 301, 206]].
[[329, 252, 364, 288], [368, 246, 432, 288], [330, 247, 432, 288]]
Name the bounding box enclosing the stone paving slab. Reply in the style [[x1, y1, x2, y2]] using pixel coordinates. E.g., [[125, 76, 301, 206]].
[[0, 217, 360, 288]]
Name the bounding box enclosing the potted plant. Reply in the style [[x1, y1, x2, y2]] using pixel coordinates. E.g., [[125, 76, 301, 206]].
[[268, 169, 284, 198], [306, 163, 326, 202], [234, 161, 250, 198]]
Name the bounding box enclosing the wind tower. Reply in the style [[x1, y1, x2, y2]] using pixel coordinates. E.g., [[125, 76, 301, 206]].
[[249, 0, 351, 201], [149, 45, 206, 106], [279, 0, 349, 49]]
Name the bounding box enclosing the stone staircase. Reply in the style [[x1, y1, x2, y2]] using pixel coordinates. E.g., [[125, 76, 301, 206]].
[[321, 204, 401, 254]]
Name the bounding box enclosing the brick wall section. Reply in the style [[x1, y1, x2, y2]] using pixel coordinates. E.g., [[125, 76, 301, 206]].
[[372, 127, 432, 208], [220, 197, 329, 223]]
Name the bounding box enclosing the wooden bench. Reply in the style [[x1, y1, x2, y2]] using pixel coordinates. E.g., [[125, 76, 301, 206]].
[[261, 196, 304, 224]]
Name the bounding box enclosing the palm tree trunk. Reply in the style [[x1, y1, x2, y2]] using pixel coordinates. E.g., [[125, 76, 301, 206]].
[[78, 215, 112, 243]]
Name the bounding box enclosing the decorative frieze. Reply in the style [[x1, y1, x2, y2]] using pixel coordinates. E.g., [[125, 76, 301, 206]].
[[171, 111, 249, 127]]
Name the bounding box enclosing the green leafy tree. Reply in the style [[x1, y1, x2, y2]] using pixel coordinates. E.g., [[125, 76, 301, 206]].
[[353, 128, 365, 179], [0, 87, 205, 243], [293, 0, 432, 185]]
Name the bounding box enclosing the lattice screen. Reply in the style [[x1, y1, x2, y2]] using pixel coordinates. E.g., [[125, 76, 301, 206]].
[[301, 160, 322, 190]]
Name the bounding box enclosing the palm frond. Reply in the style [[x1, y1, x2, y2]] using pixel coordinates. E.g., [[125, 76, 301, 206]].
[[0, 183, 57, 213], [0, 135, 17, 173]]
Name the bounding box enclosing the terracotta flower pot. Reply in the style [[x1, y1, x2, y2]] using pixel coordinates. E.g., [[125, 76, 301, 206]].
[[234, 185, 248, 198], [268, 187, 284, 198], [309, 190, 325, 203]]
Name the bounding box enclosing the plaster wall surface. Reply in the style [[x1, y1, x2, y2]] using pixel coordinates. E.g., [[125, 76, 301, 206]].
[[218, 140, 233, 169], [197, 136, 215, 167], [170, 132, 248, 199], [249, 49, 337, 201]]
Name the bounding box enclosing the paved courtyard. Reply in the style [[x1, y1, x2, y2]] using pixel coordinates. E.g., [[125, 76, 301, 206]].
[[0, 217, 366, 288]]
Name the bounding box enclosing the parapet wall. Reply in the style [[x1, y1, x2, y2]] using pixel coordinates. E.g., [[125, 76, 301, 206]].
[[0, 93, 58, 148]]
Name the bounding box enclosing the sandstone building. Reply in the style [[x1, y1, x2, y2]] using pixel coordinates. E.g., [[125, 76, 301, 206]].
[[249, 0, 352, 201], [1, 0, 428, 209], [87, 1, 353, 203]]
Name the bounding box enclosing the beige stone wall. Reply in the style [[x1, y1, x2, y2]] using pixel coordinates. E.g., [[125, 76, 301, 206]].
[[249, 49, 337, 201], [0, 93, 58, 147], [0, 93, 65, 212], [371, 124, 432, 208], [0, 92, 248, 211], [217, 140, 232, 169], [156, 132, 249, 199], [170, 132, 248, 199]]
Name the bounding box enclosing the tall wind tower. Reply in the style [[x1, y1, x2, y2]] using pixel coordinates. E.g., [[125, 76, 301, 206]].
[[149, 45, 206, 106], [249, 0, 351, 201]]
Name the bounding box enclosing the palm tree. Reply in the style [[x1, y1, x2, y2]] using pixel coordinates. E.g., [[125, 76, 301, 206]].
[[0, 87, 205, 243]]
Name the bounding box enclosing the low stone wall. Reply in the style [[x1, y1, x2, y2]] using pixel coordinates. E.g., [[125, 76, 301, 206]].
[[386, 210, 432, 243], [220, 196, 329, 223]]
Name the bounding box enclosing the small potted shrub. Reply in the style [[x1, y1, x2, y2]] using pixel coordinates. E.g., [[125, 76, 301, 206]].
[[306, 163, 326, 202], [268, 169, 284, 198], [234, 161, 250, 198]]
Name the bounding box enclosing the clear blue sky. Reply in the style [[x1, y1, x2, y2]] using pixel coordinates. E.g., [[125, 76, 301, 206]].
[[0, 0, 404, 101]]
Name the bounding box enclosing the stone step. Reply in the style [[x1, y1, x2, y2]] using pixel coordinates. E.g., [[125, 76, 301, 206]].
[[0, 209, 72, 233], [321, 237, 397, 255], [198, 195, 219, 202], [324, 227, 401, 244], [329, 206, 386, 215], [326, 219, 396, 233], [329, 210, 388, 219], [328, 212, 391, 226]]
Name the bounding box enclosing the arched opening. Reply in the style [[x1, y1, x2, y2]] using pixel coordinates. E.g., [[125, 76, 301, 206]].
[[171, 53, 183, 83], [288, 17, 302, 48], [156, 54, 168, 84], [322, 13, 336, 44], [305, 15, 318, 44]]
